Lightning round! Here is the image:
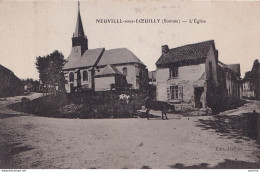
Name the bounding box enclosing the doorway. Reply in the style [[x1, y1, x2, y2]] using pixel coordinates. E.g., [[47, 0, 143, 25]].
[[194, 87, 204, 108]]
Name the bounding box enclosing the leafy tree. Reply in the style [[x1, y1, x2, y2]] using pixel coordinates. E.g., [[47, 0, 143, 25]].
[[35, 50, 67, 95]]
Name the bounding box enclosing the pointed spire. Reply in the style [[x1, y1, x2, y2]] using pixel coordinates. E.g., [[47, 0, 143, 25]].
[[74, 1, 85, 38]]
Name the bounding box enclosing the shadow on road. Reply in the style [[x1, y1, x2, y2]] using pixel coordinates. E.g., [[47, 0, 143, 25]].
[[0, 113, 26, 119], [170, 159, 260, 169], [0, 142, 34, 168], [141, 165, 152, 169], [196, 112, 260, 144]]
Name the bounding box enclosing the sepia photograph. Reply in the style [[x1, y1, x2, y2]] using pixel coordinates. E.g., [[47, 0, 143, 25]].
[[0, 0, 259, 170]]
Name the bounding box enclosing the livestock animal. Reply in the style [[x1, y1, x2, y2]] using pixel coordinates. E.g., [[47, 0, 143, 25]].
[[145, 97, 175, 120], [119, 94, 131, 104]]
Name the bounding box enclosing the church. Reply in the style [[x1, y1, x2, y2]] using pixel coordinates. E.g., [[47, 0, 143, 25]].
[[63, 3, 148, 93]]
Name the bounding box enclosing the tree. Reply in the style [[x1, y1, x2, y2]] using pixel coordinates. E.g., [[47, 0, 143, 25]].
[[35, 50, 67, 95], [22, 78, 40, 92]]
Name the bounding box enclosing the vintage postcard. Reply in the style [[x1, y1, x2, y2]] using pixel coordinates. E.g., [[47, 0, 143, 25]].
[[0, 0, 259, 170]]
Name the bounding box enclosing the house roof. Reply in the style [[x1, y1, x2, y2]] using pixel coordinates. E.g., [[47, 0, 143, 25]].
[[63, 47, 105, 70], [0, 64, 22, 84], [227, 64, 241, 76], [95, 64, 123, 77], [156, 40, 215, 65], [0, 64, 13, 74], [97, 48, 145, 66], [218, 61, 241, 76]]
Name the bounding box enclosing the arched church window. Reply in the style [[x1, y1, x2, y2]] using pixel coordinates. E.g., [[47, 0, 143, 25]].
[[83, 71, 88, 81], [69, 72, 74, 82], [123, 67, 128, 76]]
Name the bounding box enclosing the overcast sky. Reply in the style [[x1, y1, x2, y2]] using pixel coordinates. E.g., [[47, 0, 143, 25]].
[[0, 0, 260, 79]]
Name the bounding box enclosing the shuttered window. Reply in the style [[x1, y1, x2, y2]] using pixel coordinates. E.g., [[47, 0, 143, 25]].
[[171, 86, 178, 99], [169, 86, 183, 100]]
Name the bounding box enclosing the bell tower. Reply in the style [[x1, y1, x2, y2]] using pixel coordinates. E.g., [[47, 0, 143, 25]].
[[72, 1, 88, 55]]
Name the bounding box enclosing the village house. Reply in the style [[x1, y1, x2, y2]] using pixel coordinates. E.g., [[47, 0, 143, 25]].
[[155, 40, 241, 112], [63, 4, 148, 92], [242, 59, 260, 100], [242, 71, 255, 98], [0, 64, 23, 98], [217, 62, 242, 107]]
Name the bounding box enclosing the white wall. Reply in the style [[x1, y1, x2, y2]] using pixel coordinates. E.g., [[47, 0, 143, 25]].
[[156, 68, 169, 101], [156, 64, 206, 107], [64, 63, 146, 92], [95, 76, 115, 91], [80, 69, 92, 89], [64, 68, 92, 93], [115, 64, 137, 89]]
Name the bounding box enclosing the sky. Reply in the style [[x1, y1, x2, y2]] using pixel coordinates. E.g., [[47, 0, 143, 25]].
[[0, 0, 260, 80]]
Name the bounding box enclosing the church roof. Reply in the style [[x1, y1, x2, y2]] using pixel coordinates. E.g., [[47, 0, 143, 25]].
[[156, 40, 215, 66], [64, 47, 145, 70], [97, 48, 145, 66], [73, 7, 85, 37], [63, 47, 105, 70], [95, 64, 123, 77]]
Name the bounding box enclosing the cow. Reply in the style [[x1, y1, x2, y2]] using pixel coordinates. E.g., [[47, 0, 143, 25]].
[[145, 97, 175, 120], [119, 94, 131, 104]]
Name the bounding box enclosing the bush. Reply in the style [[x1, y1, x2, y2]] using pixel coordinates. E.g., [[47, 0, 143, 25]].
[[8, 90, 146, 119]]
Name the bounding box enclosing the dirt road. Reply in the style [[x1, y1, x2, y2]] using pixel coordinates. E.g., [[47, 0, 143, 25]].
[[0, 93, 259, 169]]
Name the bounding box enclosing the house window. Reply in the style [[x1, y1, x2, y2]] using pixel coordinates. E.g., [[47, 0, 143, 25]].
[[123, 67, 128, 76], [171, 86, 178, 99], [170, 67, 178, 78], [209, 61, 213, 80], [69, 72, 74, 82], [169, 86, 183, 100], [83, 71, 88, 81]]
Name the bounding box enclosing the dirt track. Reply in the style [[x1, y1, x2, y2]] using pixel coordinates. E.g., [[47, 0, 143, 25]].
[[0, 93, 259, 169]]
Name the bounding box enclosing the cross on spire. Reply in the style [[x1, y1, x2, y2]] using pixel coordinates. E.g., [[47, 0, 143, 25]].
[[78, 1, 80, 11]]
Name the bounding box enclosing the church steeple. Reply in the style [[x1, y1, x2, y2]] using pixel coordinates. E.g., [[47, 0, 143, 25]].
[[72, 1, 88, 55]]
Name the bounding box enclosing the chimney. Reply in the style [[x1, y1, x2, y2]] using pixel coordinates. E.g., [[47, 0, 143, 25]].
[[162, 45, 169, 55]]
